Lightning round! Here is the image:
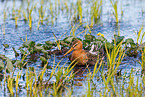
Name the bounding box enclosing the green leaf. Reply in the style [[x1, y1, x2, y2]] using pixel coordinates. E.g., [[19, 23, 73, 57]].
[[85, 34, 95, 41], [35, 46, 48, 54], [42, 49, 48, 54], [138, 42, 145, 51], [23, 40, 32, 47], [60, 40, 68, 47], [37, 43, 43, 46], [0, 60, 4, 71], [130, 43, 136, 48], [96, 37, 107, 42], [0, 54, 7, 61], [35, 46, 44, 51], [95, 41, 102, 47], [40, 56, 47, 63], [3, 44, 9, 48], [14, 60, 22, 70], [6, 58, 13, 73], [105, 42, 114, 49], [83, 40, 90, 47], [45, 41, 53, 46], [29, 41, 35, 47], [12, 47, 19, 57], [23, 40, 35, 48], [113, 35, 124, 45], [43, 44, 51, 50], [125, 38, 134, 44], [63, 36, 74, 44], [20, 49, 26, 55]]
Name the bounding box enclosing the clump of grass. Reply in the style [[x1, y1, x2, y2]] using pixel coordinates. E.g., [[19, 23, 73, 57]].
[[7, 75, 14, 96], [63, 0, 69, 13], [39, 0, 46, 24], [14, 14, 18, 28], [105, 40, 125, 70], [70, 23, 84, 36], [134, 24, 145, 73], [124, 69, 139, 96], [90, 0, 102, 27], [134, 23, 145, 46], [77, 0, 83, 23], [102, 40, 125, 96], [37, 0, 47, 29], [51, 60, 76, 96], [3, 1, 7, 35], [26, 0, 37, 30], [137, 47, 145, 74], [15, 71, 22, 95], [110, 0, 119, 23], [48, 0, 55, 25]]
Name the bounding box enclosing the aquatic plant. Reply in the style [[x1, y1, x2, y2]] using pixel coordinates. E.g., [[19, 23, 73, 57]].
[[102, 40, 125, 96], [2, 1, 7, 35], [90, 0, 102, 27], [136, 47, 145, 74], [77, 0, 82, 23], [134, 24, 145, 45], [7, 75, 14, 96], [1, 0, 145, 96], [26, 0, 37, 29], [14, 14, 18, 28], [110, 0, 119, 23], [53, 32, 67, 50], [70, 23, 84, 36], [1, 33, 145, 96]]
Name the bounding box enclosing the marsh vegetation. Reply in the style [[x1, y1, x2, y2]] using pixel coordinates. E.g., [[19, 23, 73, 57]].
[[0, 0, 145, 96]]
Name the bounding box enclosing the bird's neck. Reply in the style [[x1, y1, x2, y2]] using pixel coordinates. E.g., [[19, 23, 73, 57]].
[[74, 48, 82, 51]]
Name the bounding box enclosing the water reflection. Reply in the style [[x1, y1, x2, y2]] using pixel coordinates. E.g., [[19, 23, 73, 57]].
[[73, 66, 94, 86]]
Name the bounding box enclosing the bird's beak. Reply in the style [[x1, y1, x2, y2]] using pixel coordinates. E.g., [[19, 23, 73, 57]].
[[63, 47, 74, 57]]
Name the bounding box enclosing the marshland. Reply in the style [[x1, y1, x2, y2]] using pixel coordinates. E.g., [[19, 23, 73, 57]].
[[0, 0, 145, 96]]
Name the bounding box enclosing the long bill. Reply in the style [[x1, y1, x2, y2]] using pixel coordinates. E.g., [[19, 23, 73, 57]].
[[63, 47, 74, 57]]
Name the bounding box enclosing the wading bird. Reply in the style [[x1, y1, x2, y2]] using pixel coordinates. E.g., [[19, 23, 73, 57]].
[[63, 39, 99, 66]]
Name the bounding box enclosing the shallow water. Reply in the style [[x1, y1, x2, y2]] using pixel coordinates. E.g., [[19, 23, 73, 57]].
[[0, 0, 145, 96]]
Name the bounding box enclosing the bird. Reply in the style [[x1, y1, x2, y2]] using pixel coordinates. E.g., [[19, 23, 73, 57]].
[[63, 39, 99, 66]]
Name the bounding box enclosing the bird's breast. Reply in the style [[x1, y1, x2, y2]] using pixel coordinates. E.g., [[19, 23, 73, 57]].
[[70, 50, 88, 65]]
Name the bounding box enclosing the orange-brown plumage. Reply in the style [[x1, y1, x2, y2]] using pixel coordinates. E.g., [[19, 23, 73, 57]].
[[63, 40, 97, 66]]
